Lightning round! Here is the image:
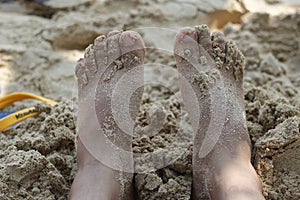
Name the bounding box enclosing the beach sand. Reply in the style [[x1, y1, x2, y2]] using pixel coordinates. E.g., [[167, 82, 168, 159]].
[[0, 0, 299, 199]]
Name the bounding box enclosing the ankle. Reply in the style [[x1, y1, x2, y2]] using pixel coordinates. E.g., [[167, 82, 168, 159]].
[[70, 166, 121, 200], [212, 162, 264, 200], [224, 186, 265, 200]]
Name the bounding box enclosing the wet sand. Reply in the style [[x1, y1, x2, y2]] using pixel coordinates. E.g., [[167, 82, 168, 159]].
[[0, 0, 299, 199]]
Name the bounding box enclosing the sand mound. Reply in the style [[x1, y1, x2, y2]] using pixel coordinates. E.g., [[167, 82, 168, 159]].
[[0, 0, 299, 199]]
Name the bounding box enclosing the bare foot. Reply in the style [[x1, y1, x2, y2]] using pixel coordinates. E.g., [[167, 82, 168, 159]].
[[174, 25, 265, 200], [70, 30, 145, 200]]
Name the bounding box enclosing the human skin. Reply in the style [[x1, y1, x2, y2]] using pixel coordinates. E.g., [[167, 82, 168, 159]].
[[70, 26, 264, 200], [174, 25, 265, 200], [70, 30, 145, 200]]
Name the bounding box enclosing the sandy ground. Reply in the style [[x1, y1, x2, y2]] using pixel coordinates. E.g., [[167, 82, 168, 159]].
[[0, 0, 299, 199]]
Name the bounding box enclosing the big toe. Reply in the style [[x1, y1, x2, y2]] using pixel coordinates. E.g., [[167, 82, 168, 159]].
[[174, 27, 200, 70], [119, 31, 145, 68]]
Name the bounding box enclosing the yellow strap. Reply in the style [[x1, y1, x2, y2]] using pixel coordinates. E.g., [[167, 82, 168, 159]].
[[0, 92, 57, 109], [0, 92, 57, 132]]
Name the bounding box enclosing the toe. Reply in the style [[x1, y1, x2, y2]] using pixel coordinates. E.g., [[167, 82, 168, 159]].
[[223, 40, 245, 83], [106, 30, 122, 67], [82, 34, 111, 80], [174, 27, 200, 71], [195, 24, 213, 56], [211, 31, 226, 51], [83, 44, 98, 80], [211, 31, 227, 69], [75, 58, 88, 90], [224, 40, 237, 71], [75, 58, 84, 78], [108, 30, 122, 37], [93, 34, 107, 73], [119, 31, 145, 68], [234, 48, 246, 82]]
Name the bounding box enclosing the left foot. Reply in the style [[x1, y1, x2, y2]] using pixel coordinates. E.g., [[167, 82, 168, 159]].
[[174, 25, 264, 200], [70, 30, 145, 200]]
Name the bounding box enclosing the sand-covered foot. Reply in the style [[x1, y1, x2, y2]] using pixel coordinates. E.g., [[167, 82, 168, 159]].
[[174, 25, 264, 200], [70, 30, 145, 200]]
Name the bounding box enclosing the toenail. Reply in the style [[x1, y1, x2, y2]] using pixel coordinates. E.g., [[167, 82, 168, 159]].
[[177, 28, 197, 41], [185, 32, 197, 41], [108, 30, 121, 37], [180, 27, 195, 34], [84, 44, 94, 58], [95, 35, 106, 43], [120, 32, 138, 47]]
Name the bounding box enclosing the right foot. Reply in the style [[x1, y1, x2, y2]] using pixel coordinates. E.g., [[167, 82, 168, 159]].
[[174, 25, 264, 200], [70, 30, 145, 200]]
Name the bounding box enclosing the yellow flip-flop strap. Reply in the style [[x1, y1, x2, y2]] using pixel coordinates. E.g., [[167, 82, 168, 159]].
[[0, 92, 57, 132], [0, 107, 40, 132], [0, 92, 57, 109]]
